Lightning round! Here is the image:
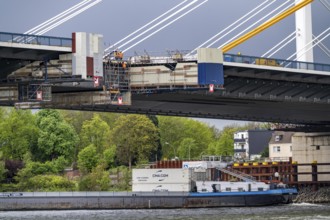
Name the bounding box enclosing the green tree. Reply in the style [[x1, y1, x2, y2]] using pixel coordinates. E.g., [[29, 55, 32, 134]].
[[147, 115, 162, 162], [218, 127, 236, 155], [0, 107, 5, 120], [181, 119, 215, 158], [80, 114, 111, 154], [78, 165, 110, 191], [207, 126, 238, 156], [260, 146, 269, 158], [0, 109, 38, 160], [60, 110, 94, 134], [77, 145, 98, 174], [158, 117, 216, 160], [98, 112, 122, 127], [158, 116, 185, 159], [101, 145, 116, 169], [177, 138, 199, 160], [35, 109, 79, 162], [112, 115, 159, 169], [0, 160, 7, 183], [206, 142, 218, 155]]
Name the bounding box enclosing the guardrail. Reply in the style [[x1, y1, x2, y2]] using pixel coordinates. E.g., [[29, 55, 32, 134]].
[[219, 167, 256, 182], [0, 31, 72, 47], [224, 53, 330, 73]]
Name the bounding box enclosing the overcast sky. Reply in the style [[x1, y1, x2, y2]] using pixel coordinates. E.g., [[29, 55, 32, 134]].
[[1, 0, 329, 62], [1, 0, 329, 129]]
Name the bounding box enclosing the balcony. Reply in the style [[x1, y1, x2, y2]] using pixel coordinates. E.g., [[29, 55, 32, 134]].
[[234, 138, 246, 143], [234, 149, 246, 153]]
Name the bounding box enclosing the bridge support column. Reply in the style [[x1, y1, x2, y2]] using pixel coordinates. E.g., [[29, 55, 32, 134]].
[[292, 132, 330, 183], [72, 32, 104, 79]]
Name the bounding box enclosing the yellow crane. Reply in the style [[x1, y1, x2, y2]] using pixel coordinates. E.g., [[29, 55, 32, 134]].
[[222, 0, 313, 53]]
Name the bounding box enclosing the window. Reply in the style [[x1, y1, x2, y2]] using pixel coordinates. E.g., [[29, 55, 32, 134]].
[[273, 146, 280, 153], [290, 146, 292, 152], [241, 134, 244, 139], [238, 188, 244, 192], [316, 145, 320, 150], [258, 188, 264, 191], [225, 188, 231, 192], [275, 135, 283, 142]]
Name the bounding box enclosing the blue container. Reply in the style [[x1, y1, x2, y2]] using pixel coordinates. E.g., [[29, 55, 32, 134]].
[[198, 63, 224, 85]]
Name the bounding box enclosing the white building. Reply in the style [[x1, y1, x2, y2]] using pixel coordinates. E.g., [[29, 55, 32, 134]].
[[234, 130, 273, 160], [268, 131, 294, 161]]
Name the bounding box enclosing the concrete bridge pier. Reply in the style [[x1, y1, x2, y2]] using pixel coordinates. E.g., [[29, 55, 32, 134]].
[[292, 132, 330, 186]]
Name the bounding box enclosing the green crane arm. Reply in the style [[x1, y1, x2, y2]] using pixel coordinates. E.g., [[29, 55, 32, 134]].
[[222, 0, 314, 53]]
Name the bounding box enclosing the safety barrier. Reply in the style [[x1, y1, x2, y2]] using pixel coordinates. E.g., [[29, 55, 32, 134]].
[[0, 31, 72, 47], [224, 53, 330, 72]]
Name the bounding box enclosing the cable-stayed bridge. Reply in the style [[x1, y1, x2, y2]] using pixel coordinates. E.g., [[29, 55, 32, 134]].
[[0, 31, 330, 128], [0, 0, 329, 129]]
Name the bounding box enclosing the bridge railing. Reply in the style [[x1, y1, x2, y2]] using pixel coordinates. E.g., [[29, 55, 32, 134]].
[[224, 53, 330, 72], [0, 31, 72, 47]]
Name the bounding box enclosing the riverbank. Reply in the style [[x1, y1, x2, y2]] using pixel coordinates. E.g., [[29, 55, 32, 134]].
[[294, 187, 330, 203]]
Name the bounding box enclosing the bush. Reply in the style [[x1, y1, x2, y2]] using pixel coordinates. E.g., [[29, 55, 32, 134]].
[[108, 166, 131, 191], [24, 175, 76, 192], [78, 165, 110, 191]]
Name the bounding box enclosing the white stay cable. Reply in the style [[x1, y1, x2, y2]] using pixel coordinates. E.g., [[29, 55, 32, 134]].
[[104, 0, 189, 53], [186, 0, 275, 56], [286, 27, 330, 60], [34, 0, 102, 36], [207, 0, 278, 48], [117, 0, 199, 50], [294, 32, 330, 61], [24, 0, 92, 35], [262, 31, 296, 57], [320, 0, 330, 11], [122, 0, 208, 53], [218, 0, 294, 49], [313, 34, 330, 57]]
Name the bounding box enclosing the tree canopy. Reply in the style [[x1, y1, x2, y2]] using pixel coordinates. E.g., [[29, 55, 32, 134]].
[[111, 114, 159, 169], [158, 117, 215, 160], [35, 109, 79, 162], [80, 114, 111, 154], [0, 110, 38, 160], [0, 107, 271, 192]]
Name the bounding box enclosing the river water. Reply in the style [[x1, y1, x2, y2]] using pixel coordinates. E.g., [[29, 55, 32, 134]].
[[0, 203, 329, 220]]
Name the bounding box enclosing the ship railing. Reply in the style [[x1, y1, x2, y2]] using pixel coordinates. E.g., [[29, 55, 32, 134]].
[[218, 167, 256, 182], [0, 191, 191, 197]]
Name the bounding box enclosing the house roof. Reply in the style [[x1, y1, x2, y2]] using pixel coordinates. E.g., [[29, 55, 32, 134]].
[[269, 131, 294, 144]]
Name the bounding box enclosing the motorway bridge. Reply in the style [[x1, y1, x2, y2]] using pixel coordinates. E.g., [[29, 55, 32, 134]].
[[0, 32, 330, 128]]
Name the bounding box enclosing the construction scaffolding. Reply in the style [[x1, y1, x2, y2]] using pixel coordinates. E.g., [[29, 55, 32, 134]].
[[103, 51, 130, 105], [18, 83, 52, 102]]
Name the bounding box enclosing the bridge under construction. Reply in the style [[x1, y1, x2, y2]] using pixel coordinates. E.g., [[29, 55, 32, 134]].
[[0, 30, 329, 128], [0, 0, 329, 129]]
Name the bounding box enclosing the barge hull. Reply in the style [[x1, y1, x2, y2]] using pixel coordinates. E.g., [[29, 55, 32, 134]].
[[0, 192, 294, 210]]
